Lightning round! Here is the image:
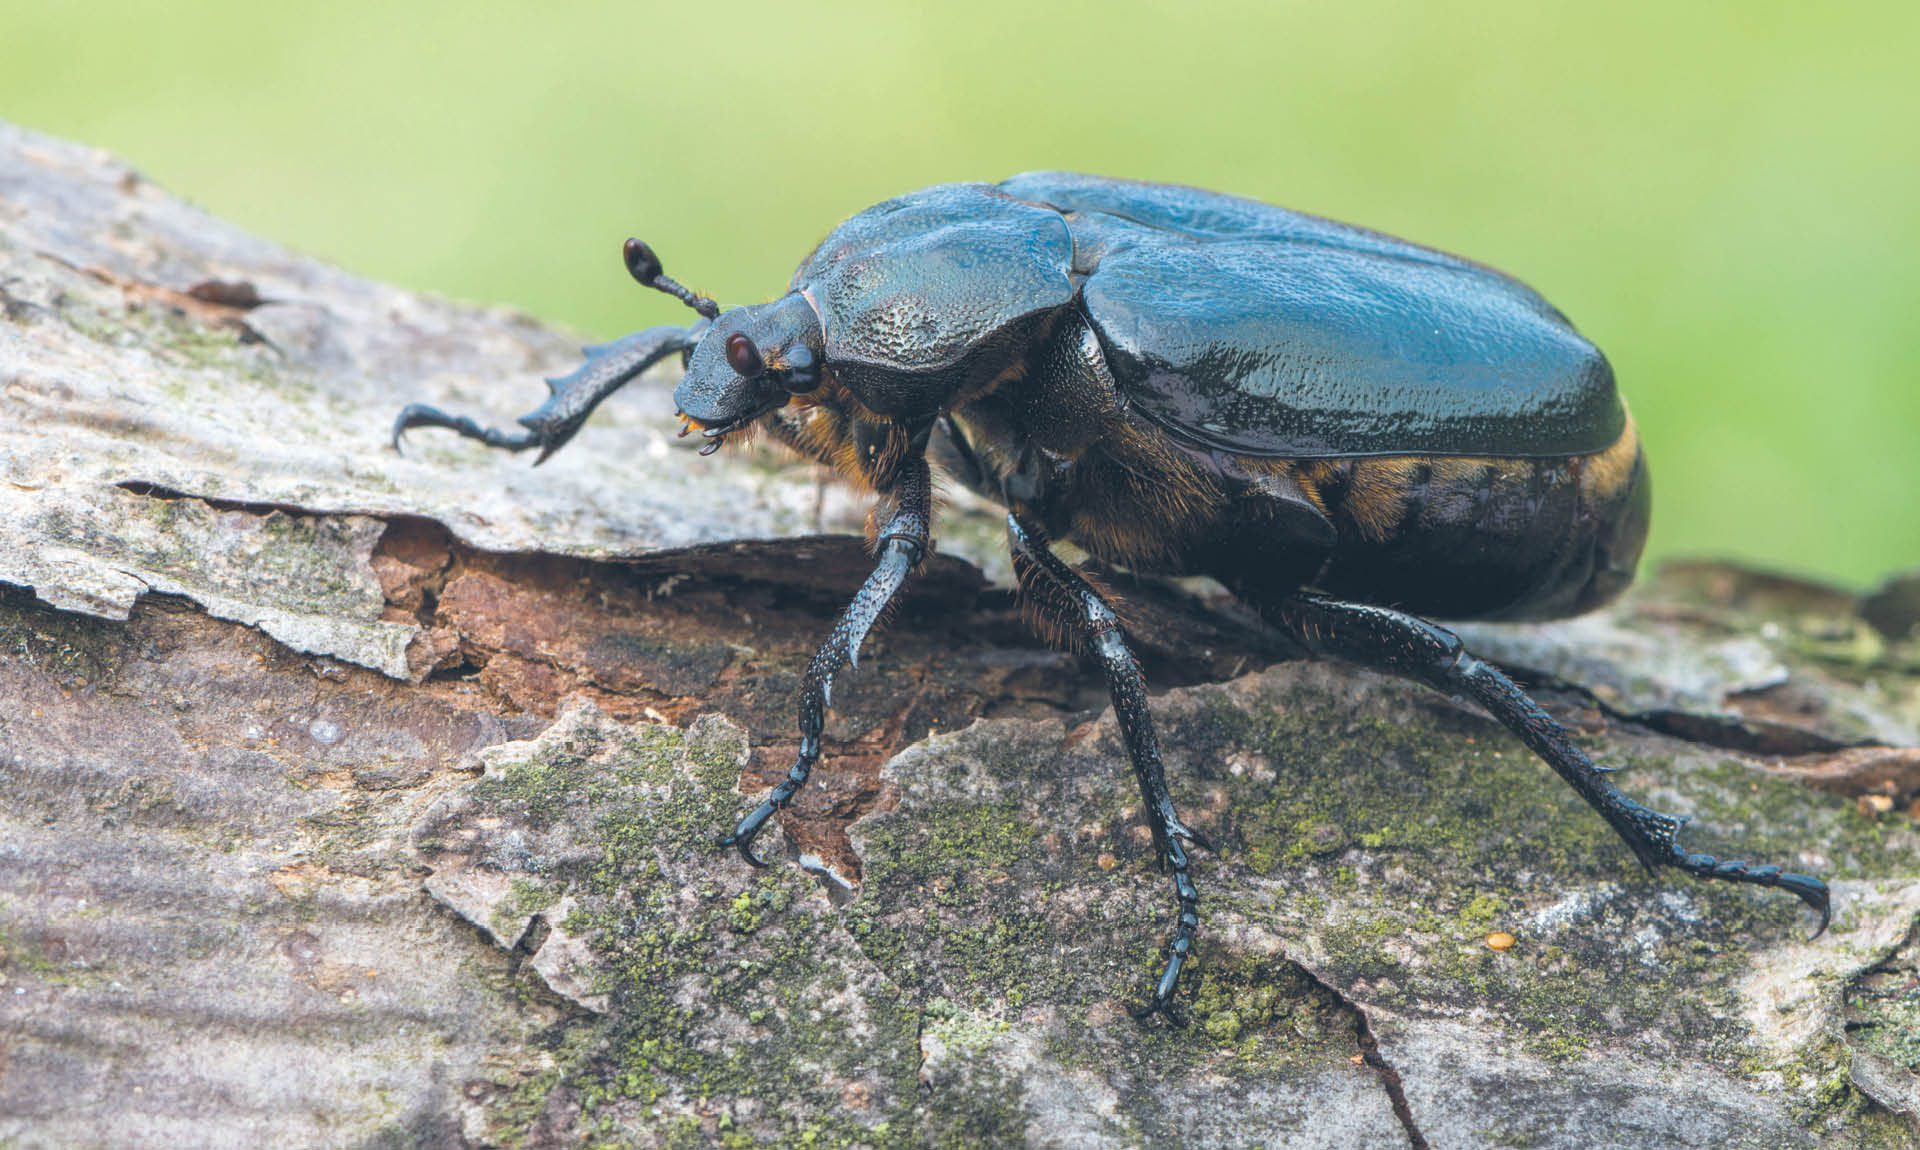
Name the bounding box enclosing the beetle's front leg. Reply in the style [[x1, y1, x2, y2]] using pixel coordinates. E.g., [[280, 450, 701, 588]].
[[719, 456, 933, 865], [392, 323, 700, 464], [1006, 513, 1207, 1021]]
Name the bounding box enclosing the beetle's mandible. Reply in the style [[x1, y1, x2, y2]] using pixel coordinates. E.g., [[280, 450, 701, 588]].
[[394, 173, 1829, 1019]]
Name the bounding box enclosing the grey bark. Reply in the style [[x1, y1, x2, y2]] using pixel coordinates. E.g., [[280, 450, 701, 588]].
[[2, 120, 1918, 1148]]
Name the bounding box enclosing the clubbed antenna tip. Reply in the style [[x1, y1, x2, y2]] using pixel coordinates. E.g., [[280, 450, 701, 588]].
[[624, 238, 720, 320]]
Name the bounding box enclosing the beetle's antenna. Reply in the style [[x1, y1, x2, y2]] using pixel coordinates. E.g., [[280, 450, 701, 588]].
[[624, 238, 720, 320]]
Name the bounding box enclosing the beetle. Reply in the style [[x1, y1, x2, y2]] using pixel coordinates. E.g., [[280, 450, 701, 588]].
[[394, 173, 1830, 1019]]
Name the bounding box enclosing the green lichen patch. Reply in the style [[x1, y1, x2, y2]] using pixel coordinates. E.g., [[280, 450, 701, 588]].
[[136, 299, 251, 367], [421, 703, 932, 1146], [88, 494, 391, 622], [851, 710, 1426, 1142], [0, 919, 101, 986], [1195, 681, 1623, 880], [12, 486, 417, 677], [1179, 667, 1824, 1063], [1846, 930, 1920, 1076], [1670, 754, 1920, 884], [902, 999, 1038, 1148], [851, 716, 1151, 1011], [1182, 955, 1355, 1069]]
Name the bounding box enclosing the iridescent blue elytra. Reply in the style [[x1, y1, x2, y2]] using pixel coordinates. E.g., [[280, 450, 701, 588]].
[[795, 172, 1621, 459]]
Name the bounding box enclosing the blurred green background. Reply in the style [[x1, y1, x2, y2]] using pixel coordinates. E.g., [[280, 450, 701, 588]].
[[6, 1, 1916, 586]]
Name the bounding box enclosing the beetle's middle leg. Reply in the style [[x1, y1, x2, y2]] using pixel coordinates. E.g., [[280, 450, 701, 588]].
[[719, 456, 932, 865], [1263, 592, 1832, 932], [1006, 512, 1206, 1020]]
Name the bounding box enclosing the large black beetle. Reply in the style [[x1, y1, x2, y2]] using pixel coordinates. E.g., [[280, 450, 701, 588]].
[[395, 173, 1829, 1018]]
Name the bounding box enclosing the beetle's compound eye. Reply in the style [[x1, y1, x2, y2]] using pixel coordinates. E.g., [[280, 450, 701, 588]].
[[726, 332, 765, 378]]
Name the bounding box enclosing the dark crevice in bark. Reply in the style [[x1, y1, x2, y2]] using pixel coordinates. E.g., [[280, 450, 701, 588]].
[[113, 479, 343, 520], [1291, 958, 1429, 1150], [506, 914, 552, 975], [1630, 707, 1858, 755]]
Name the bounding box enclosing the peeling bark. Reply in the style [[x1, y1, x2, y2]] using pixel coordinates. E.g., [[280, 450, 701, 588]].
[[3, 121, 1919, 1148]]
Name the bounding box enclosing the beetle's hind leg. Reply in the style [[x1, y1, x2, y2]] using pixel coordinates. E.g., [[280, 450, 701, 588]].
[[718, 458, 933, 865], [392, 323, 699, 464], [1006, 513, 1207, 1021], [1264, 593, 1831, 933]]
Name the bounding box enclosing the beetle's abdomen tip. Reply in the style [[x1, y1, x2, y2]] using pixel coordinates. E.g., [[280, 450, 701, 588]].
[[1564, 428, 1652, 615]]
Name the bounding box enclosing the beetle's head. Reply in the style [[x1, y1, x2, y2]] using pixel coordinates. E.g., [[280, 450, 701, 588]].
[[619, 237, 825, 455], [675, 293, 824, 455]]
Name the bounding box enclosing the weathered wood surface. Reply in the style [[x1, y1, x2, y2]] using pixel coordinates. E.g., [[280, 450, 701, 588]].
[[3, 121, 1918, 1148]]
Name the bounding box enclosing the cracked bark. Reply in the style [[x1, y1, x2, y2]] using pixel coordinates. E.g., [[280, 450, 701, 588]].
[[1314, 963, 1428, 1150], [4, 120, 1920, 1148]]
